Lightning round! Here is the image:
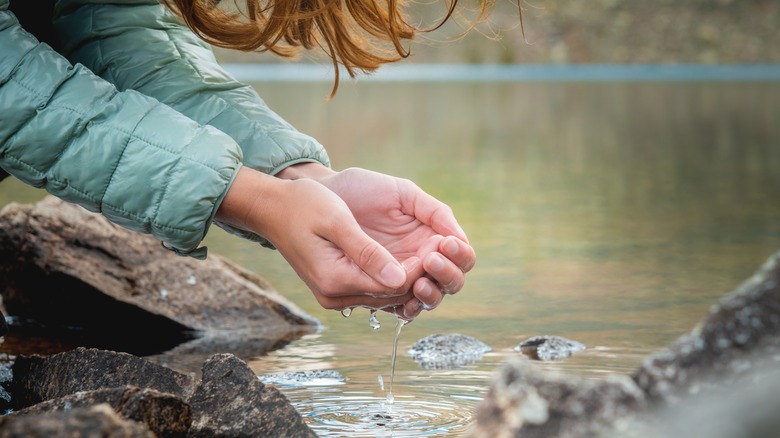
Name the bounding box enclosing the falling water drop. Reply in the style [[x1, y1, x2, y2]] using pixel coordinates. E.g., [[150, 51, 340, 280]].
[[387, 318, 409, 404], [341, 307, 353, 318], [378, 375, 385, 391], [369, 310, 381, 330]]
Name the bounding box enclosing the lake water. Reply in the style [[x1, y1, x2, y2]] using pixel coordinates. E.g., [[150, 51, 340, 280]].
[[2, 74, 779, 436]]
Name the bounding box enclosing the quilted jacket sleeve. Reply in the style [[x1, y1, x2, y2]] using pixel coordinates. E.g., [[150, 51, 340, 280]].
[[0, 0, 244, 258], [52, 0, 331, 176], [52, 0, 330, 246]]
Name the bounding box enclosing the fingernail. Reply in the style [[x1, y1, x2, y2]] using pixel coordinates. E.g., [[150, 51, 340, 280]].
[[416, 281, 433, 301], [380, 262, 406, 287], [444, 237, 459, 256]]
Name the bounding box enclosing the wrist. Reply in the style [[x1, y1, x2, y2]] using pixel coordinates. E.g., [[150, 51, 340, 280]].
[[216, 166, 286, 238], [276, 162, 336, 181]]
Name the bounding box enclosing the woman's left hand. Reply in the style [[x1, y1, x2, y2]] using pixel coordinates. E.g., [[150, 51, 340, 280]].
[[278, 164, 477, 320]]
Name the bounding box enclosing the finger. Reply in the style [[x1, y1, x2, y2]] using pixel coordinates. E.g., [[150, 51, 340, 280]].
[[402, 298, 424, 320], [412, 276, 444, 310], [314, 289, 415, 311], [399, 179, 469, 243], [423, 251, 466, 295], [439, 235, 477, 273], [330, 220, 407, 289]]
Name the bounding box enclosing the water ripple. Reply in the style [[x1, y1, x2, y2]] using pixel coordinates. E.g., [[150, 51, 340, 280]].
[[283, 385, 480, 437]]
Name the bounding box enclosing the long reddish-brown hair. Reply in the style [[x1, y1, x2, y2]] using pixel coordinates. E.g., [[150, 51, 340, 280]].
[[162, 0, 519, 96]]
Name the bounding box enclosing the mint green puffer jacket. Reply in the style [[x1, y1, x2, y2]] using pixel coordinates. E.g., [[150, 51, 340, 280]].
[[0, 0, 330, 258]]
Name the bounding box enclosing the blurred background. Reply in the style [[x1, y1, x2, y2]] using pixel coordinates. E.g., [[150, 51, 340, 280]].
[[212, 0, 780, 65]]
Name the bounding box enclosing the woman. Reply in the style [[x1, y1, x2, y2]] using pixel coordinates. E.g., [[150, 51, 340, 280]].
[[0, 0, 478, 320]]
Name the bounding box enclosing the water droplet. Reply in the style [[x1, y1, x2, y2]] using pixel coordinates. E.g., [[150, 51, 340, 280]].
[[369, 310, 381, 330], [159, 289, 169, 300], [341, 307, 353, 318], [378, 375, 385, 391], [386, 317, 406, 404]]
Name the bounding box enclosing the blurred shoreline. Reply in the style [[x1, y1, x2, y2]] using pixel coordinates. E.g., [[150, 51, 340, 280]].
[[213, 0, 779, 66]]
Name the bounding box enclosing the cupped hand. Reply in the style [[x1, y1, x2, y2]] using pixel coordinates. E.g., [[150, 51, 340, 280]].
[[216, 167, 423, 311], [315, 167, 477, 319]]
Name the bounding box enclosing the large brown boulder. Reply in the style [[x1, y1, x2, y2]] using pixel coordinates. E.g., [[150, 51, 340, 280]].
[[0, 196, 319, 364]]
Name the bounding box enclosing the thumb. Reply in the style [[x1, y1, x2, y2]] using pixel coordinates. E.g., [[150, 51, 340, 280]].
[[333, 224, 406, 289]]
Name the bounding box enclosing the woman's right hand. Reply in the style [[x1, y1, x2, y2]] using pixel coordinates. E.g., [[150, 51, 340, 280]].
[[216, 166, 420, 311]]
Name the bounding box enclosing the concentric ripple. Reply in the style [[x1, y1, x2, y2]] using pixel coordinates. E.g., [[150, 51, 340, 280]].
[[281, 385, 482, 437]]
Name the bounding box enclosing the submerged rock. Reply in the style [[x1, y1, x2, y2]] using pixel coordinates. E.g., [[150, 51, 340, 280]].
[[515, 335, 587, 361], [407, 333, 491, 369], [261, 369, 346, 387]]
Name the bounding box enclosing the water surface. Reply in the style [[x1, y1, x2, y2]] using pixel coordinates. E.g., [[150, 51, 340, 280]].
[[1, 78, 779, 436]]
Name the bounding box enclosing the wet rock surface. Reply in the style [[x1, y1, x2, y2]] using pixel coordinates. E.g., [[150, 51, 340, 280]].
[[11, 386, 192, 438], [407, 333, 492, 369], [7, 348, 194, 411], [188, 354, 316, 437], [515, 335, 587, 361], [0, 404, 156, 438], [0, 348, 315, 437]]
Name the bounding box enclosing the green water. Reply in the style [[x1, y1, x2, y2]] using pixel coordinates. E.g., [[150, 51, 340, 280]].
[[1, 80, 779, 435]]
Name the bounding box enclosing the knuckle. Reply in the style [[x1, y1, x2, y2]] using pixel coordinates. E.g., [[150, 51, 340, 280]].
[[357, 242, 381, 268]]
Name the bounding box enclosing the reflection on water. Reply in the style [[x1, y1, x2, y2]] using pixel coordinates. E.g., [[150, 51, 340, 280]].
[[1, 79, 779, 436]]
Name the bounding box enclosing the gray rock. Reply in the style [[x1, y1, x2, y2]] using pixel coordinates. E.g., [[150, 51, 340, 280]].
[[11, 386, 192, 438], [471, 249, 780, 437], [188, 353, 316, 437], [261, 369, 346, 386], [407, 333, 492, 369], [0, 196, 319, 364], [632, 250, 780, 405], [8, 348, 194, 411], [515, 335, 587, 361], [6, 348, 316, 437], [470, 357, 647, 438], [0, 403, 156, 438]]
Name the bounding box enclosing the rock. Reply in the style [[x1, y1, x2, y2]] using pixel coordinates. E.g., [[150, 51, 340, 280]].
[[515, 335, 587, 361], [11, 386, 192, 438], [631, 250, 780, 405], [469, 357, 647, 438], [261, 369, 347, 387], [187, 353, 316, 437], [4, 348, 316, 437], [407, 333, 492, 369], [0, 196, 319, 364], [471, 250, 780, 437], [7, 348, 194, 411], [0, 403, 156, 438]]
